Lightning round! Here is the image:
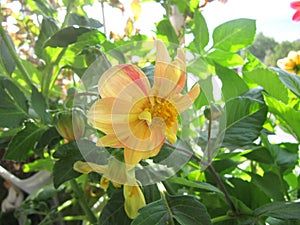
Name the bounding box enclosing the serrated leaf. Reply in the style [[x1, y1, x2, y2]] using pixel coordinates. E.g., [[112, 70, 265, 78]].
[[264, 94, 300, 141], [44, 26, 92, 48], [207, 49, 244, 67], [244, 68, 289, 103], [220, 88, 267, 149], [132, 194, 212, 225], [212, 18, 256, 52], [215, 64, 248, 101], [99, 189, 132, 225], [254, 201, 300, 220], [4, 122, 47, 161]]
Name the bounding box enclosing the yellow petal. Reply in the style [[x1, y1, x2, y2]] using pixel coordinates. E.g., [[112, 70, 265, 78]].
[[123, 184, 146, 219], [124, 148, 153, 168], [96, 134, 122, 147], [165, 121, 178, 144], [100, 176, 110, 191], [155, 40, 170, 63], [73, 161, 107, 174], [98, 64, 150, 101]]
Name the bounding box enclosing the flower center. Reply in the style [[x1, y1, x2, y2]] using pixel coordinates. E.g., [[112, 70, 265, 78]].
[[137, 97, 177, 128], [150, 97, 177, 127]]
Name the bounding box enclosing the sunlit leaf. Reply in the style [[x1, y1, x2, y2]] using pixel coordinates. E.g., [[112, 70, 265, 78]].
[[244, 68, 289, 104], [212, 18, 256, 52], [207, 49, 244, 67], [264, 94, 300, 141]]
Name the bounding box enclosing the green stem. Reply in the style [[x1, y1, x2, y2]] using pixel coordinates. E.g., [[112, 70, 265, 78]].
[[211, 215, 233, 223], [0, 10, 32, 87], [69, 179, 97, 224], [100, 1, 107, 35]]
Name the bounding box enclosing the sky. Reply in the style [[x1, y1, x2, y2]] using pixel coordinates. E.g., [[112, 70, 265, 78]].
[[88, 0, 300, 43]]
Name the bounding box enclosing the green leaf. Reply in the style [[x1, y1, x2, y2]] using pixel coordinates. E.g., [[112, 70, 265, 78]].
[[244, 68, 289, 103], [0, 32, 15, 75], [132, 194, 212, 225], [168, 177, 222, 193], [99, 189, 132, 225], [272, 67, 300, 98], [207, 50, 244, 67], [44, 26, 92, 48], [156, 19, 179, 44], [264, 94, 300, 141], [31, 86, 51, 123], [190, 10, 209, 52], [215, 64, 248, 101], [242, 51, 266, 72], [221, 88, 267, 149], [67, 13, 102, 28], [0, 77, 29, 128], [4, 122, 47, 161], [254, 201, 300, 220], [212, 19, 256, 52], [52, 142, 83, 188]]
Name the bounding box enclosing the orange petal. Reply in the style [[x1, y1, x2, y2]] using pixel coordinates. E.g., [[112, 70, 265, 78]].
[[98, 64, 150, 100], [73, 161, 107, 174], [171, 84, 200, 113]]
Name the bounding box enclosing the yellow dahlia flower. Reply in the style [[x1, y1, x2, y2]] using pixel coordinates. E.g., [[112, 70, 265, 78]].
[[88, 40, 200, 167], [277, 50, 300, 75]]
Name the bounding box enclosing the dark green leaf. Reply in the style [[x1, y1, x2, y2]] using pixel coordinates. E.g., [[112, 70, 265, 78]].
[[243, 147, 274, 164], [254, 201, 300, 220], [4, 122, 47, 161], [67, 13, 102, 28], [207, 50, 244, 67], [44, 26, 92, 48], [0, 32, 15, 75], [215, 64, 248, 101], [168, 177, 222, 193], [132, 194, 212, 225], [34, 17, 59, 60], [156, 19, 179, 44], [212, 19, 256, 52], [31, 86, 51, 123], [52, 142, 84, 188], [99, 189, 132, 225], [35, 127, 62, 156], [247, 171, 285, 201], [244, 68, 289, 103], [221, 89, 267, 149], [272, 67, 300, 98]]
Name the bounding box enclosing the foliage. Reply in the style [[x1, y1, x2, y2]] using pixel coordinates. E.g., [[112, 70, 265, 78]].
[[0, 1, 299, 225]]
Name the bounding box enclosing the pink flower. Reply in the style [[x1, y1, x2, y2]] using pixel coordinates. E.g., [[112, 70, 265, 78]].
[[291, 1, 300, 21]]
